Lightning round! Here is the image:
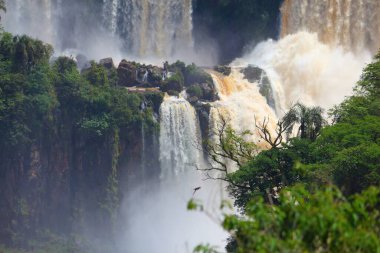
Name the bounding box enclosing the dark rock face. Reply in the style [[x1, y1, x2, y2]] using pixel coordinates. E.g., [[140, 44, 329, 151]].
[[117, 60, 164, 88], [241, 65, 263, 83], [136, 68, 148, 83], [0, 116, 160, 247], [148, 66, 163, 86], [186, 82, 218, 103], [241, 65, 276, 110], [99, 57, 115, 69], [194, 102, 212, 147], [214, 65, 232, 76], [117, 60, 138, 87], [201, 82, 218, 101]]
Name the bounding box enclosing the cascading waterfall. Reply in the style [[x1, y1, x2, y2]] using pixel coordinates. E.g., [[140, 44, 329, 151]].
[[208, 69, 279, 147], [3, 0, 380, 251], [281, 0, 380, 54], [159, 96, 202, 178], [4, 0, 193, 60], [121, 95, 227, 253], [114, 0, 193, 58], [232, 32, 371, 110], [103, 0, 119, 35], [227, 0, 377, 114]]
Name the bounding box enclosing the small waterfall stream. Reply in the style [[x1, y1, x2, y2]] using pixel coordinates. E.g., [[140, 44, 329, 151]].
[[159, 96, 202, 178]]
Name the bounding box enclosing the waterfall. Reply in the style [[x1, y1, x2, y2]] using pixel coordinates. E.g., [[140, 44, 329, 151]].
[[227, 0, 377, 112], [120, 95, 227, 253], [208, 69, 279, 150], [233, 32, 371, 110], [159, 96, 202, 178], [3, 0, 193, 60], [115, 0, 193, 58], [103, 0, 119, 35], [281, 0, 380, 54]]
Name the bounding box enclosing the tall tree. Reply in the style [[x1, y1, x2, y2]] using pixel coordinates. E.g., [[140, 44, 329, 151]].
[[283, 103, 325, 141]]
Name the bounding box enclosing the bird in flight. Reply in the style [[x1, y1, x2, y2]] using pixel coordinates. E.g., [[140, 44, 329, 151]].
[[193, 186, 201, 196]]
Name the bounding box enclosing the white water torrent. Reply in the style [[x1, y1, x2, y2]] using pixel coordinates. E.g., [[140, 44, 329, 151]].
[[159, 96, 202, 178], [233, 32, 371, 110], [228, 0, 377, 113], [209, 70, 279, 149], [121, 96, 228, 253]]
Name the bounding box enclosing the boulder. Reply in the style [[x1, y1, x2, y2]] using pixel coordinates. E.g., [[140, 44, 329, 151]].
[[99, 57, 115, 69], [186, 82, 218, 102], [188, 96, 199, 104], [214, 65, 232, 76], [241, 65, 263, 83], [200, 82, 218, 102], [136, 68, 148, 83], [147, 66, 163, 86], [117, 60, 137, 87], [194, 103, 212, 142], [241, 65, 276, 110]]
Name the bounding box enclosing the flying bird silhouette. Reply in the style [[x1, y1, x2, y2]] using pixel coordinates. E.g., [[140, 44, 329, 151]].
[[193, 186, 201, 196]]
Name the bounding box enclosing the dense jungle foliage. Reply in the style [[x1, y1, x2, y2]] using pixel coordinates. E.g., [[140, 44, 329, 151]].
[[0, 31, 160, 149], [0, 31, 161, 252]]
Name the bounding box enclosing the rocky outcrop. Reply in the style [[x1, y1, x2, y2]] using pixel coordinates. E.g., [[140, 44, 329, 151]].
[[241, 65, 276, 110], [186, 82, 218, 103], [99, 57, 115, 69], [117, 60, 165, 88], [147, 66, 164, 86], [194, 102, 212, 146], [117, 60, 138, 87], [214, 65, 232, 76]]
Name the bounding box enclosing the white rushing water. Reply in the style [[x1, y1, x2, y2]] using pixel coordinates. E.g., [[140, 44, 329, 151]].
[[3, 0, 194, 61], [3, 0, 379, 252], [226, 0, 377, 116], [208, 70, 279, 147], [159, 96, 202, 178], [121, 96, 228, 253], [232, 32, 371, 111]]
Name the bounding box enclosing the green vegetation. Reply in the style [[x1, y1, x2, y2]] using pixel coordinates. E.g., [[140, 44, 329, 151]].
[[162, 61, 215, 100], [161, 72, 184, 93], [224, 186, 380, 253], [0, 31, 156, 146], [192, 52, 380, 252], [0, 31, 161, 251], [187, 85, 204, 98]]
